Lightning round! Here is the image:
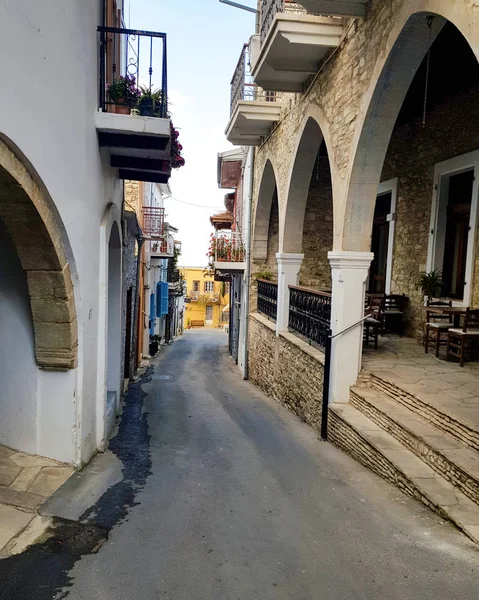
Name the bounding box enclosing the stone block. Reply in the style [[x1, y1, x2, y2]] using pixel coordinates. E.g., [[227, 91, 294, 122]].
[[0, 506, 34, 552], [27, 265, 74, 300], [27, 467, 73, 498], [30, 295, 76, 324]]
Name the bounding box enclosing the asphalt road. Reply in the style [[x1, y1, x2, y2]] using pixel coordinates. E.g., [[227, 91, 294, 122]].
[[6, 329, 479, 599]]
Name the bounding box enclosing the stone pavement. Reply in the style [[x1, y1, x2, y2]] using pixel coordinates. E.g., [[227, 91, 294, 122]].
[[0, 446, 73, 556], [363, 335, 479, 433]]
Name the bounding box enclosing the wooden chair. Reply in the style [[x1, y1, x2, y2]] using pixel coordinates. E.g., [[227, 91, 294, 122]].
[[446, 308, 479, 367], [364, 294, 384, 349], [424, 299, 453, 356], [382, 294, 407, 335]]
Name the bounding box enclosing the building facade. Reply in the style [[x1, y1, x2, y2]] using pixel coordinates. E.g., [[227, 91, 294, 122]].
[[182, 267, 230, 329], [0, 0, 174, 465], [223, 0, 479, 536]]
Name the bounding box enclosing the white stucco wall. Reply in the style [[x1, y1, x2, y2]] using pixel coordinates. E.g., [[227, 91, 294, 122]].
[[0, 1, 123, 464]]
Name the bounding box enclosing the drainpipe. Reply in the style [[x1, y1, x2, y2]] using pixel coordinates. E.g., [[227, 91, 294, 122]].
[[243, 146, 254, 380]]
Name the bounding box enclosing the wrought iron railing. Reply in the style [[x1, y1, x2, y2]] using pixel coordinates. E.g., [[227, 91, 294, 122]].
[[260, 0, 306, 43], [257, 279, 278, 321], [98, 26, 168, 117], [215, 232, 246, 263], [142, 206, 165, 237], [230, 44, 278, 115], [288, 286, 331, 348]]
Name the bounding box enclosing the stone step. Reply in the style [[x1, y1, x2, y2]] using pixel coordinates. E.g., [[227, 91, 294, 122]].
[[329, 403, 479, 544], [362, 372, 479, 452], [350, 386, 479, 507]]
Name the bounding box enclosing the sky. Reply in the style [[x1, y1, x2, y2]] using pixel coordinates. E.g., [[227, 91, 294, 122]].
[[128, 0, 256, 266]]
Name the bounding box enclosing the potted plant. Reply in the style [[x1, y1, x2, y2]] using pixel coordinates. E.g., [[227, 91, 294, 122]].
[[107, 75, 140, 114], [186, 318, 191, 330], [416, 269, 443, 303], [255, 270, 275, 281], [149, 334, 161, 356]]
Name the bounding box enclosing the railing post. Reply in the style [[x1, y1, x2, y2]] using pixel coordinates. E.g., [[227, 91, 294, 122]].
[[328, 251, 374, 403], [321, 328, 332, 440], [276, 252, 303, 335]]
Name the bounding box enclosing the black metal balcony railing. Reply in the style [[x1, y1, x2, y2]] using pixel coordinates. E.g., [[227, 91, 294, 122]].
[[260, 0, 284, 43], [230, 44, 278, 115], [288, 286, 331, 349], [98, 26, 168, 118], [260, 0, 307, 43], [257, 279, 278, 321]]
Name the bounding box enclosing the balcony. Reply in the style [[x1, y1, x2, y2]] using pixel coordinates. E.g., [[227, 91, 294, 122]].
[[151, 236, 173, 258], [295, 0, 367, 17], [226, 44, 281, 147], [251, 0, 344, 92], [96, 27, 172, 183], [214, 232, 246, 274], [188, 291, 220, 303], [142, 206, 164, 239]]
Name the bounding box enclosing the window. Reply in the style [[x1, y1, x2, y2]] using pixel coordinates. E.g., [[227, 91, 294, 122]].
[[193, 280, 200, 292], [204, 281, 214, 293], [428, 151, 479, 304]]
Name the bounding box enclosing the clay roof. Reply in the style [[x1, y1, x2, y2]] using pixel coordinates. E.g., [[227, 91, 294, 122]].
[[210, 211, 234, 230]]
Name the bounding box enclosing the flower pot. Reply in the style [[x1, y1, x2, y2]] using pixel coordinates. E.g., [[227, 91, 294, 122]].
[[149, 341, 159, 356], [115, 104, 131, 115], [139, 97, 154, 117]]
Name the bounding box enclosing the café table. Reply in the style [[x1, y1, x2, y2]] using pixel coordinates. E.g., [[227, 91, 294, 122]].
[[424, 306, 469, 328]]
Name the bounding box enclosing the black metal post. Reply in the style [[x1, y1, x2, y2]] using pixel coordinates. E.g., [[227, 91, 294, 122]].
[[321, 328, 332, 441]]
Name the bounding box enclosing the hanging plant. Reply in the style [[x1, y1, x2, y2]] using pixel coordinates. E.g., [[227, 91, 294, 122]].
[[170, 123, 185, 169]]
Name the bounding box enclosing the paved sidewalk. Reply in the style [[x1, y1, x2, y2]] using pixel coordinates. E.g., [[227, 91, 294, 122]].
[[363, 335, 479, 432], [0, 446, 73, 556]]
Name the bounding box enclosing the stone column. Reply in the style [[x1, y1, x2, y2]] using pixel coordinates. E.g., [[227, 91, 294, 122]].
[[328, 251, 374, 403], [276, 252, 304, 335]]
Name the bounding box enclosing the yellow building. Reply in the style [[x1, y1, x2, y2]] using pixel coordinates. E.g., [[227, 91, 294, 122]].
[[181, 267, 230, 328]]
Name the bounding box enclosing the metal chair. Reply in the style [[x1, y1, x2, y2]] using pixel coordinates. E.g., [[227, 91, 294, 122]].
[[424, 299, 452, 357], [447, 308, 479, 367]]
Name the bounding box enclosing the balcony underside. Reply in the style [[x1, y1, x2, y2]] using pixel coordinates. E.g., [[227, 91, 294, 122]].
[[296, 0, 366, 17], [226, 101, 282, 146], [252, 14, 343, 92], [214, 261, 246, 274], [96, 112, 171, 182], [151, 251, 174, 258]]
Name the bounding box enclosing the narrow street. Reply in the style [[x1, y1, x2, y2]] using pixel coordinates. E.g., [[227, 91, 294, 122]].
[[2, 330, 479, 599]]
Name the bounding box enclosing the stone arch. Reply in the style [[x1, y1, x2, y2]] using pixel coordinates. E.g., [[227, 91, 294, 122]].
[[281, 115, 334, 256], [0, 137, 77, 370], [253, 158, 279, 262], [341, 1, 479, 250]]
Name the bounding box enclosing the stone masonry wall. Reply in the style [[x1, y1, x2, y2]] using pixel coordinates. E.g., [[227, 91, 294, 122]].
[[381, 84, 479, 335], [299, 153, 333, 290], [249, 314, 325, 430], [252, 0, 411, 230]]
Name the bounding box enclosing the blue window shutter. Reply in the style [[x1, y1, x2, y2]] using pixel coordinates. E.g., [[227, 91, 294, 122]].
[[156, 281, 163, 317], [160, 282, 168, 316], [149, 293, 155, 335]]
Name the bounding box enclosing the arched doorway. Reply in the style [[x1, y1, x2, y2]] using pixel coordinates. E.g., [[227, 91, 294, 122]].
[[0, 137, 77, 457], [333, 7, 479, 400], [106, 221, 122, 439], [282, 117, 334, 291], [253, 159, 279, 270]]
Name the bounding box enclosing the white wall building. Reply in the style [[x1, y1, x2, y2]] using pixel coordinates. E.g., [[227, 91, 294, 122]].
[[0, 1, 172, 465]]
